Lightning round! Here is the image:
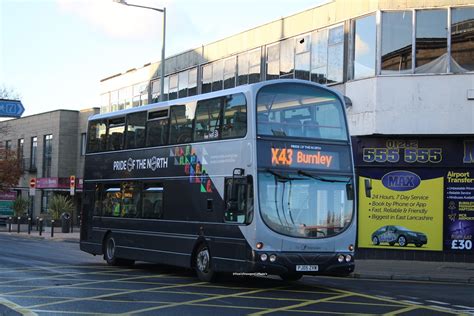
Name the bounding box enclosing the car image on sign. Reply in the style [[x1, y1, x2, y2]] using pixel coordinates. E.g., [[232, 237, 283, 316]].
[[371, 225, 428, 247]]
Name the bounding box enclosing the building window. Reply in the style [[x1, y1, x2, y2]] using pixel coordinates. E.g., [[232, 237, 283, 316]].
[[110, 90, 119, 112], [280, 38, 295, 78], [266, 43, 280, 80], [353, 14, 376, 79], [30, 136, 37, 171], [17, 139, 24, 167], [224, 57, 236, 89], [188, 68, 198, 96], [311, 28, 328, 84], [451, 7, 474, 72], [118, 86, 132, 110], [4, 140, 11, 158], [237, 51, 249, 85], [151, 79, 160, 103], [178, 70, 188, 98], [248, 49, 261, 83], [415, 9, 447, 73], [212, 60, 224, 92], [327, 25, 344, 83], [80, 133, 87, 156], [169, 74, 178, 100], [43, 134, 53, 177], [201, 64, 212, 94], [41, 191, 53, 213], [100, 93, 110, 114], [132, 82, 148, 107], [381, 11, 413, 74], [295, 34, 311, 80]]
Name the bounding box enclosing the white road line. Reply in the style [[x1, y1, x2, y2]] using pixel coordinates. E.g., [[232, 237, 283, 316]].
[[401, 300, 423, 305], [426, 300, 450, 305], [454, 305, 474, 310], [374, 295, 394, 300]]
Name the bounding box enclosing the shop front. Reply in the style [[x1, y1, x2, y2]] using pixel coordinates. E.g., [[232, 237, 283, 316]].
[[353, 136, 474, 262]]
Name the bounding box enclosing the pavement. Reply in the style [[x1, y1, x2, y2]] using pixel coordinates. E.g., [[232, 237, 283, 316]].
[[1, 224, 474, 284]]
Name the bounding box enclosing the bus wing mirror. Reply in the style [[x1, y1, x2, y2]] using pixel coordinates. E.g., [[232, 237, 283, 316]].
[[346, 182, 354, 200], [364, 179, 372, 198]]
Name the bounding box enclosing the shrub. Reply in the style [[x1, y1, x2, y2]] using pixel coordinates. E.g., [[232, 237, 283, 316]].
[[47, 195, 74, 221]]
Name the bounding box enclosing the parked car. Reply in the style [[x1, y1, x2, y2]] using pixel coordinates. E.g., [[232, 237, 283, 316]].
[[371, 225, 427, 247]]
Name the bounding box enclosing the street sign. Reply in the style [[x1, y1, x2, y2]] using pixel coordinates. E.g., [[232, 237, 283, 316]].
[[0, 99, 25, 118], [29, 178, 36, 196], [70, 175, 76, 196]]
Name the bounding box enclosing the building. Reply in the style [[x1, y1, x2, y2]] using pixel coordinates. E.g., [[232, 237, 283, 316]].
[[99, 0, 474, 261], [0, 108, 99, 222]]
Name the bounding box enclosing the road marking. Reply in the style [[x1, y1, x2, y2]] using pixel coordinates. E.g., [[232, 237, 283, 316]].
[[426, 300, 450, 305], [25, 280, 208, 309], [401, 300, 423, 305], [0, 297, 38, 316], [248, 293, 352, 316], [383, 305, 420, 315], [113, 285, 289, 315], [454, 305, 474, 310]]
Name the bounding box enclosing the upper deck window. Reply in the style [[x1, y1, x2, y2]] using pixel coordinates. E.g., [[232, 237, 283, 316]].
[[256, 83, 347, 141], [87, 120, 107, 153], [107, 117, 125, 151]]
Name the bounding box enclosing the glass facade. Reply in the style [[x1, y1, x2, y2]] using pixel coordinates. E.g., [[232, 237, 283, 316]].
[[415, 10, 447, 73], [381, 11, 413, 74], [100, 6, 473, 113], [43, 134, 53, 177], [353, 14, 376, 79]]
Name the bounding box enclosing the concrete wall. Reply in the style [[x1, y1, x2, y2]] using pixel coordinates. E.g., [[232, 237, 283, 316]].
[[346, 73, 474, 135]]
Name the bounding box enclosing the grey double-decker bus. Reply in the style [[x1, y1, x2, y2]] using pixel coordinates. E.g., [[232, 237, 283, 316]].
[[80, 79, 356, 281]]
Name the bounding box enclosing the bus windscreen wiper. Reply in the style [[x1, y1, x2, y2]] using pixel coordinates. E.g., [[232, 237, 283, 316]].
[[297, 170, 350, 183], [266, 169, 302, 181]]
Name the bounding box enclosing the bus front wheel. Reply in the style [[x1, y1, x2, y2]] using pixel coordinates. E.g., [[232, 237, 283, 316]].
[[194, 244, 216, 282], [103, 234, 134, 266]]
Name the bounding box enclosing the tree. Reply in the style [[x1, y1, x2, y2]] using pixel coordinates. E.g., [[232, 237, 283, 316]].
[[0, 146, 22, 192], [12, 196, 29, 218], [47, 195, 75, 221], [0, 85, 23, 191]]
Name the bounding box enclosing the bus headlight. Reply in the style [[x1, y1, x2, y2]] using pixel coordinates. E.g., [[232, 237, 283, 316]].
[[337, 255, 345, 263], [256, 242, 264, 249], [269, 254, 277, 262], [345, 255, 352, 262], [260, 254, 268, 261]]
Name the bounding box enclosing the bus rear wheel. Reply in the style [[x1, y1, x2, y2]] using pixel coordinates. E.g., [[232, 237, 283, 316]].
[[103, 234, 134, 266], [194, 244, 216, 282]]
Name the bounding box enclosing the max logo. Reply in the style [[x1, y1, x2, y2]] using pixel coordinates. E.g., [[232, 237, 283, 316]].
[[382, 171, 421, 191]]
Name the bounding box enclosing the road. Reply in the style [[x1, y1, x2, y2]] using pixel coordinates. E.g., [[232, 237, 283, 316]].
[[0, 234, 473, 315]]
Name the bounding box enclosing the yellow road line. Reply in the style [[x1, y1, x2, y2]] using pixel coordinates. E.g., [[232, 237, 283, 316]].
[[115, 285, 290, 315], [325, 286, 461, 315], [2, 272, 167, 296], [248, 293, 352, 316], [25, 281, 208, 309], [0, 297, 38, 316]]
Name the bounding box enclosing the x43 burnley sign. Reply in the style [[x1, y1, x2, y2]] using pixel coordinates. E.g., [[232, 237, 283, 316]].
[[0, 99, 25, 118]]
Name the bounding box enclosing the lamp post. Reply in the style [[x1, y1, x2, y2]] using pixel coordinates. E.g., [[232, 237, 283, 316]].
[[113, 0, 166, 102]]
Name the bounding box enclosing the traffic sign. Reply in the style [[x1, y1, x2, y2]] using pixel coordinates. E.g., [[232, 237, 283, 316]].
[[70, 175, 76, 196], [0, 99, 24, 118], [29, 178, 36, 196]]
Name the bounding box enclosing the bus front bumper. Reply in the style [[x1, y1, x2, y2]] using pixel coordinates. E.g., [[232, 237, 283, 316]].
[[248, 251, 355, 276]]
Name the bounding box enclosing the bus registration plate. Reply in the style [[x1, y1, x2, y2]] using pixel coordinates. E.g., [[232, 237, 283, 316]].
[[296, 265, 318, 272]]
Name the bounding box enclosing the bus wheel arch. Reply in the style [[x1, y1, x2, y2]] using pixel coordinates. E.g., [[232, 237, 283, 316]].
[[102, 231, 134, 266], [192, 240, 217, 282]]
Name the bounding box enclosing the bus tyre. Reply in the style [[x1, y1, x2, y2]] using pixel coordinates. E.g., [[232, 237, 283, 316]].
[[103, 234, 134, 266], [279, 273, 303, 282], [194, 244, 216, 282]]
